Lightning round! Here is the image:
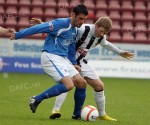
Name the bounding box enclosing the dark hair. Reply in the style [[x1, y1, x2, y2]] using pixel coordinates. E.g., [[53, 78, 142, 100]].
[[73, 4, 88, 16]]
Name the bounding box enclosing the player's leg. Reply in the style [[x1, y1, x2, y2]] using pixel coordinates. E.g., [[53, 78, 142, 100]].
[[30, 76, 73, 113], [85, 78, 117, 121], [80, 61, 117, 121], [66, 63, 88, 119], [81, 62, 105, 117], [53, 92, 68, 112], [48, 57, 86, 119], [50, 88, 86, 120], [49, 72, 87, 119], [68, 62, 87, 119], [85, 78, 105, 116], [72, 87, 86, 120], [48, 58, 86, 119], [49, 92, 68, 119], [29, 52, 76, 113]]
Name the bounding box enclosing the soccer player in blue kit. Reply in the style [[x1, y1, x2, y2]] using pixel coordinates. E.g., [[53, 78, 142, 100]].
[[10, 4, 88, 114]]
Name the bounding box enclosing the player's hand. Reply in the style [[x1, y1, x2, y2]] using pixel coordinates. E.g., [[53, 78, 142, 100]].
[[8, 29, 15, 33], [120, 51, 134, 59], [30, 18, 42, 25], [10, 32, 16, 40], [74, 65, 81, 72]]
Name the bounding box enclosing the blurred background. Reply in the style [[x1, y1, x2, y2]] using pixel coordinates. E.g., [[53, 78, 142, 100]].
[[0, 0, 150, 42], [0, 0, 150, 79]]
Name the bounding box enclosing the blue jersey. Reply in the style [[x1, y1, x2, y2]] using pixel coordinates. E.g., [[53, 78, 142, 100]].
[[15, 18, 77, 57], [68, 41, 77, 65]]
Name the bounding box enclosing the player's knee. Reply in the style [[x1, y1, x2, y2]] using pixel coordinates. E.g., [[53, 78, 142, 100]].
[[66, 83, 74, 91], [72, 74, 87, 88], [61, 76, 75, 91], [82, 79, 87, 88], [94, 84, 104, 91], [76, 79, 87, 88]]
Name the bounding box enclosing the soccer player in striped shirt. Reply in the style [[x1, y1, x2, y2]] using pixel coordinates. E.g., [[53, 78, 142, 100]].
[[10, 4, 88, 115], [50, 17, 134, 121]]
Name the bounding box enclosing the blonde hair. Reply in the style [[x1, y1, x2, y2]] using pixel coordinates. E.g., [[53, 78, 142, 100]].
[[95, 17, 112, 34]]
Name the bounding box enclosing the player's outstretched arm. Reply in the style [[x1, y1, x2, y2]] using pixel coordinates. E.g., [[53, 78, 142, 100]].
[[0, 27, 15, 35], [30, 18, 42, 26], [10, 18, 49, 40], [101, 40, 134, 60], [10, 22, 50, 40], [119, 51, 134, 60]]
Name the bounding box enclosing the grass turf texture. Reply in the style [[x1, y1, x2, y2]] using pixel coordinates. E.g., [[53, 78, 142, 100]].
[[0, 73, 150, 125]]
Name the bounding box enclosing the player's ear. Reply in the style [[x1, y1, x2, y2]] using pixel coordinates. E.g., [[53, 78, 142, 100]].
[[95, 24, 98, 30], [71, 12, 76, 18]]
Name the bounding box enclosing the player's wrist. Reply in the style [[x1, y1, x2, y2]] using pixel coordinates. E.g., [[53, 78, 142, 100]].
[[8, 29, 11, 33]]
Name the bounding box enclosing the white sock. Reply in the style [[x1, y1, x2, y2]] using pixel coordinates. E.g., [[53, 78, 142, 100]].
[[52, 92, 68, 112], [94, 90, 106, 117]]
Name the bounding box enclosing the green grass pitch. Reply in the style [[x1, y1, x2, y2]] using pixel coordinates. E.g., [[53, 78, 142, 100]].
[[0, 73, 150, 125]]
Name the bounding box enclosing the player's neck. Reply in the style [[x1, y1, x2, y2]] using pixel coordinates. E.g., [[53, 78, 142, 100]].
[[70, 17, 75, 27]]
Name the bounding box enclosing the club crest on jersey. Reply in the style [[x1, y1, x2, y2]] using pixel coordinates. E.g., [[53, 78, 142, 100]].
[[62, 39, 71, 47], [48, 21, 54, 30]]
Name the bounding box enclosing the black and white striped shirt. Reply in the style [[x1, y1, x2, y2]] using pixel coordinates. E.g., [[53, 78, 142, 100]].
[[75, 24, 122, 65]]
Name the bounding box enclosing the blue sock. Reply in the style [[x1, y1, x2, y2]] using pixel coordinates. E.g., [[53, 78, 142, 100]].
[[73, 87, 86, 117], [35, 83, 68, 102]]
